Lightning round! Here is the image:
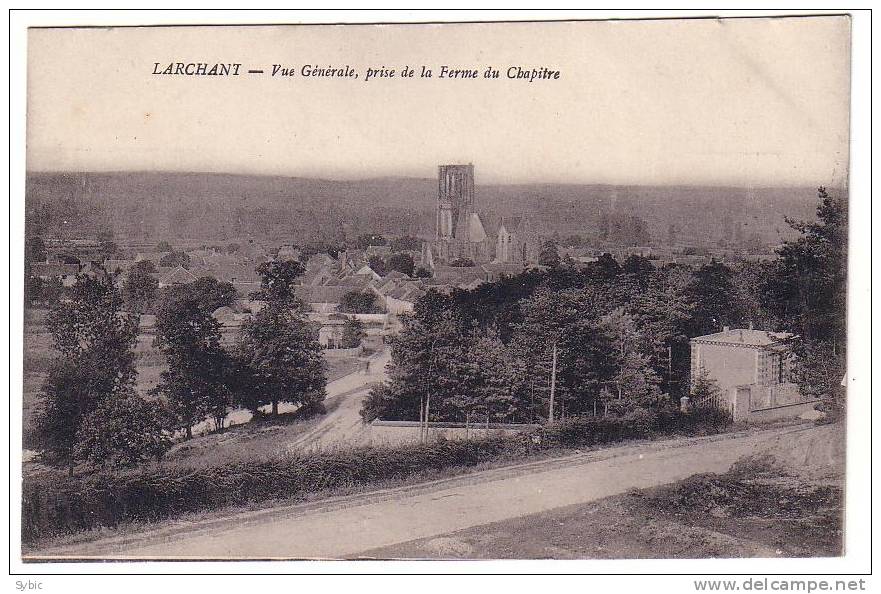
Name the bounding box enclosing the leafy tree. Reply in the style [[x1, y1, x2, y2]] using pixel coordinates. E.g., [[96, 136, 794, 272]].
[[252, 260, 305, 305], [682, 260, 748, 336], [538, 240, 561, 268], [123, 263, 159, 313], [448, 257, 475, 268], [622, 254, 655, 276], [564, 234, 585, 247], [152, 293, 232, 438], [354, 234, 387, 250], [389, 235, 421, 252], [761, 188, 847, 411], [387, 252, 415, 276], [600, 308, 663, 412], [156, 240, 173, 252], [132, 259, 156, 274], [413, 266, 432, 279], [36, 276, 139, 473], [341, 317, 366, 348], [27, 236, 47, 262], [159, 250, 190, 269], [339, 290, 381, 314], [99, 240, 118, 258], [762, 187, 846, 344], [367, 255, 388, 276], [689, 365, 722, 407], [625, 266, 694, 396], [365, 304, 468, 428], [74, 394, 175, 468], [226, 242, 241, 254], [236, 304, 326, 416], [181, 276, 237, 312], [511, 286, 616, 421]]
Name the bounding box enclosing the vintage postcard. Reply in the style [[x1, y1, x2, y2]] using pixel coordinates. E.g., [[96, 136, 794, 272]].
[[14, 12, 862, 573]]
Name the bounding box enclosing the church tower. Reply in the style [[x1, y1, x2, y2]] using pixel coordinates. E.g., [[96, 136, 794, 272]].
[[436, 164, 475, 240]]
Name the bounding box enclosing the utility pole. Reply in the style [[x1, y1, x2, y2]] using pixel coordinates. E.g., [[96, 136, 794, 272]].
[[548, 340, 557, 424]]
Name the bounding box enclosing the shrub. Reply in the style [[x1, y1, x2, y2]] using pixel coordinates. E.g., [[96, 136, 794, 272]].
[[22, 406, 732, 545], [22, 435, 520, 544]]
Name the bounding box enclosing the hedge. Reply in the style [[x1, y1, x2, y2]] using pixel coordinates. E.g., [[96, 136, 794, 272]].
[[22, 406, 731, 544]]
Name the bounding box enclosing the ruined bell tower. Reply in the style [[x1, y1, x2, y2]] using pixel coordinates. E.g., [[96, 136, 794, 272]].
[[437, 164, 475, 240]]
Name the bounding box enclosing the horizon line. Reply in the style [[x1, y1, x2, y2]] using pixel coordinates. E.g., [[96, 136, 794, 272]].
[[23, 169, 844, 191]]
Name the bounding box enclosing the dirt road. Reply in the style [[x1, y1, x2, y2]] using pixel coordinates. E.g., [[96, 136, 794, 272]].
[[285, 347, 391, 451], [32, 423, 819, 560]]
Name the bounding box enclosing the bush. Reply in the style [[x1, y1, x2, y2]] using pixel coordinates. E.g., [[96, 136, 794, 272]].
[[538, 406, 732, 448], [22, 406, 732, 545], [22, 435, 520, 544]]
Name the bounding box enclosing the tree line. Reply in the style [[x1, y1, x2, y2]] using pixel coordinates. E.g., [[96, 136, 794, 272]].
[[362, 188, 847, 425], [34, 260, 327, 473]]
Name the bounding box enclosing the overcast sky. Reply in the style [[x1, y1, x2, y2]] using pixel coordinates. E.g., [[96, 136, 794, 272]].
[[27, 17, 850, 186]]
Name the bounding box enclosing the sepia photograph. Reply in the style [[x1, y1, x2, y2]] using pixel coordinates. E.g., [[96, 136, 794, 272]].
[[10, 10, 867, 576]]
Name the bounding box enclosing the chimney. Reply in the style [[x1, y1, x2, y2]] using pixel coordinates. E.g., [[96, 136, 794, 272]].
[[748, 320, 754, 330], [738, 330, 744, 342], [723, 325, 730, 333]]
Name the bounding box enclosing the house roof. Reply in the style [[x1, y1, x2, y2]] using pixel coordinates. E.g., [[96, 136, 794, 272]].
[[158, 266, 198, 286], [692, 329, 794, 348], [355, 265, 381, 279], [499, 216, 524, 234], [294, 285, 351, 304], [104, 259, 136, 273]]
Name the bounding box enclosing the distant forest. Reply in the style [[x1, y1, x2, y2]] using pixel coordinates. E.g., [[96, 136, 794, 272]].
[[25, 171, 826, 248]]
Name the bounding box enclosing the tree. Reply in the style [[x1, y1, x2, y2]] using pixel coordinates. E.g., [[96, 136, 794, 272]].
[[159, 250, 190, 269], [762, 187, 847, 344], [368, 255, 388, 276], [339, 290, 381, 314], [600, 308, 663, 411], [354, 234, 387, 250], [387, 253, 415, 276], [35, 276, 139, 473], [622, 254, 655, 276], [74, 393, 175, 468], [761, 188, 847, 412], [682, 260, 748, 336], [448, 257, 474, 268], [511, 286, 616, 421], [152, 293, 232, 438], [341, 317, 366, 348], [123, 263, 159, 313], [99, 240, 118, 258], [157, 240, 173, 252], [538, 240, 561, 268], [236, 304, 327, 417], [226, 242, 241, 254], [27, 236, 47, 262], [689, 365, 722, 408], [413, 266, 432, 279], [389, 235, 421, 252], [180, 276, 237, 312], [252, 260, 305, 305]]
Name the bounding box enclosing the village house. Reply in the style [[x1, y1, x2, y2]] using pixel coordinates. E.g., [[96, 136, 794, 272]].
[[30, 262, 80, 287], [690, 327, 814, 422]]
